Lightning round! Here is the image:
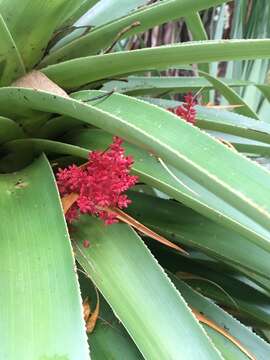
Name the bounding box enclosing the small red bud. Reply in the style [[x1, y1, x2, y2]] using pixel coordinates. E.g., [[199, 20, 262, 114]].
[[83, 240, 90, 248], [168, 92, 197, 125]]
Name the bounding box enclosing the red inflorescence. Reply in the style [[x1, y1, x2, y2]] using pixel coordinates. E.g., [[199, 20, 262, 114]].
[[57, 137, 138, 225], [168, 92, 197, 125]]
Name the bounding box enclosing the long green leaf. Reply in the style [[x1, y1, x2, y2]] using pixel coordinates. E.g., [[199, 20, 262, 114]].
[[199, 70, 259, 119], [0, 155, 89, 359], [206, 131, 270, 157], [61, 0, 101, 28], [2, 88, 270, 255], [186, 12, 208, 42], [257, 85, 270, 102], [79, 274, 143, 360], [53, 0, 147, 52], [185, 12, 209, 75], [149, 245, 270, 330], [145, 97, 270, 145], [41, 0, 227, 65], [74, 216, 222, 359], [42, 40, 270, 89], [76, 0, 149, 27], [126, 191, 270, 280], [0, 13, 25, 85], [0, 116, 25, 145], [170, 274, 270, 360], [0, 0, 82, 69], [101, 76, 251, 96]]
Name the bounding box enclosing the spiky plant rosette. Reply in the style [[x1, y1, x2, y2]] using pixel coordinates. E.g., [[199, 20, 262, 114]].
[[1, 1, 270, 360]]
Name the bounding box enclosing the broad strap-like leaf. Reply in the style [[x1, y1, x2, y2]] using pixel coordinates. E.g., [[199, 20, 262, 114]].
[[0, 13, 25, 85], [79, 273, 144, 359], [1, 88, 270, 254], [75, 0, 149, 27], [101, 76, 251, 96], [0, 155, 90, 359], [145, 97, 270, 144], [0, 116, 25, 145], [170, 274, 270, 360], [125, 191, 270, 281], [185, 12, 209, 75], [257, 85, 270, 102], [199, 70, 259, 119], [54, 0, 148, 52], [42, 39, 270, 89], [74, 216, 223, 359], [0, 0, 83, 69], [40, 0, 227, 65], [149, 244, 270, 331]]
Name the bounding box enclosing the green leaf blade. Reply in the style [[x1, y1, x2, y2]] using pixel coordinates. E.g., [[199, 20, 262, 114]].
[[170, 274, 270, 360], [2, 88, 270, 254], [41, 0, 227, 65], [0, 155, 90, 360], [0, 13, 25, 85], [42, 39, 270, 89], [0, 0, 83, 69], [74, 217, 222, 360]]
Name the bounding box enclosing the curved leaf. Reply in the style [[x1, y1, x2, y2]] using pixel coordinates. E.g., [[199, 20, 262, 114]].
[[76, 0, 148, 27], [199, 70, 259, 119], [79, 273, 143, 360], [0, 116, 25, 145], [61, 0, 101, 27], [101, 76, 251, 96], [1, 88, 270, 255], [185, 12, 209, 75], [0, 0, 83, 69], [126, 191, 270, 280], [145, 97, 270, 145], [150, 245, 270, 331], [41, 0, 227, 65], [42, 39, 270, 89], [0, 155, 90, 359], [0, 13, 25, 85], [170, 274, 270, 360], [52, 0, 146, 52], [74, 216, 222, 359], [257, 85, 270, 102]]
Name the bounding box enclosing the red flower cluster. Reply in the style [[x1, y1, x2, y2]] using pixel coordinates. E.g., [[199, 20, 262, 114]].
[[168, 93, 197, 125], [57, 137, 138, 224]]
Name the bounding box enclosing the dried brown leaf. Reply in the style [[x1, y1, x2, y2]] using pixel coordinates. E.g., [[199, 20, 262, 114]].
[[12, 70, 69, 98], [86, 291, 100, 333], [61, 193, 79, 214], [111, 207, 188, 255], [204, 103, 244, 109], [192, 308, 256, 360], [83, 297, 91, 322]]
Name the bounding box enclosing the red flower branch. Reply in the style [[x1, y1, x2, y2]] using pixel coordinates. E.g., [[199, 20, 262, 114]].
[[168, 92, 197, 125], [57, 137, 138, 224]]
